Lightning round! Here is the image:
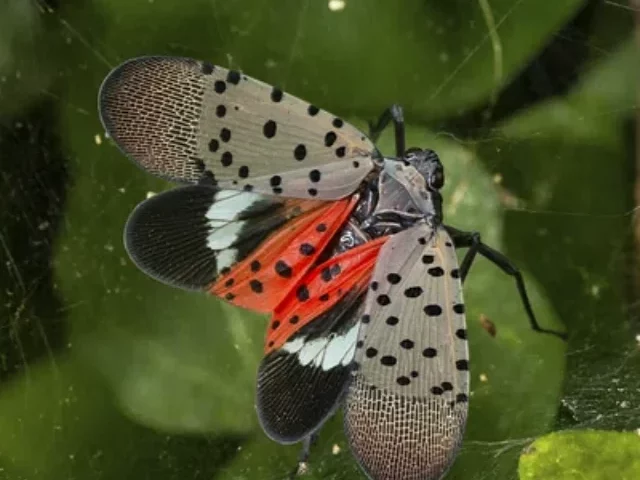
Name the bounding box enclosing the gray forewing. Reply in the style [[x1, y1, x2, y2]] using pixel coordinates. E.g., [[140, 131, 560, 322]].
[[99, 56, 376, 199], [344, 224, 469, 480]]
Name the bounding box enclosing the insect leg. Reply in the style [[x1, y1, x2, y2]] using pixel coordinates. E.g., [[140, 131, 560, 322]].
[[445, 226, 568, 340], [368, 104, 405, 158], [288, 433, 318, 478]]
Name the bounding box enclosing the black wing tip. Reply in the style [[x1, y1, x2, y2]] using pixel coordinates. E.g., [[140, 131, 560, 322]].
[[98, 55, 209, 185], [255, 350, 350, 445], [123, 185, 219, 291]]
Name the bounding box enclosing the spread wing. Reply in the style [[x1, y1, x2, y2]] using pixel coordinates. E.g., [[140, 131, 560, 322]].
[[99, 56, 377, 200], [344, 224, 469, 480], [125, 185, 357, 314]]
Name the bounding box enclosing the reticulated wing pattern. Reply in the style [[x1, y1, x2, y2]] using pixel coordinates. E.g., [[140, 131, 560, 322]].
[[344, 225, 469, 480], [99, 56, 377, 200], [124, 186, 340, 311], [257, 294, 365, 443], [210, 195, 358, 314]]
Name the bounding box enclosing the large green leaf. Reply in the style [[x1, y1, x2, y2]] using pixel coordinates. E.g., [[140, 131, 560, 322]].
[[519, 431, 640, 480], [67, 0, 583, 120]]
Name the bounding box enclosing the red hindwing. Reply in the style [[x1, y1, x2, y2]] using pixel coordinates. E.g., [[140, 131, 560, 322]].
[[265, 237, 388, 353], [210, 196, 359, 314]]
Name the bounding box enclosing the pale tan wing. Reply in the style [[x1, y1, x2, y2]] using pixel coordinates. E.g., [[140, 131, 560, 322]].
[[344, 224, 469, 480], [99, 56, 376, 200]]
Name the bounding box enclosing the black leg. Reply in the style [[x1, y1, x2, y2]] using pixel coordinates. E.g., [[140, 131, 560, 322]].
[[288, 433, 318, 478], [368, 104, 405, 158], [446, 226, 568, 341]]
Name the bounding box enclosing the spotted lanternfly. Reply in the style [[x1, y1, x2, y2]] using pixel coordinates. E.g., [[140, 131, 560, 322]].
[[98, 56, 567, 480]]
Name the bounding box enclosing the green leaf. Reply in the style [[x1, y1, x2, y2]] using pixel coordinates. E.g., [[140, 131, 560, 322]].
[[85, 0, 585, 119], [474, 40, 639, 436], [0, 357, 243, 479], [519, 431, 640, 480]]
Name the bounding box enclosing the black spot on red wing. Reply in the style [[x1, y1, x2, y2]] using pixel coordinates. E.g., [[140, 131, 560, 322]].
[[422, 347, 437, 358], [377, 294, 391, 306], [225, 292, 235, 300], [316, 223, 327, 232], [332, 118, 344, 128], [250, 279, 263, 293], [404, 286, 423, 298], [365, 347, 378, 358], [422, 254, 434, 264], [214, 80, 226, 94], [335, 146, 346, 158], [224, 278, 234, 287], [250, 260, 261, 272], [424, 304, 443, 316], [299, 243, 315, 256], [386, 316, 399, 326], [226, 70, 241, 85], [271, 320, 280, 330], [221, 151, 233, 166], [216, 105, 226, 117], [456, 328, 467, 339], [380, 355, 397, 366], [296, 285, 310, 301], [456, 360, 469, 371], [321, 267, 332, 282], [324, 131, 337, 147], [289, 315, 299, 324], [263, 120, 277, 138], [397, 376, 410, 386], [330, 264, 341, 276], [428, 266, 444, 277], [294, 144, 307, 160], [275, 260, 292, 278], [453, 303, 465, 314], [308, 105, 319, 116], [271, 87, 283, 102], [208, 139, 219, 152], [431, 386, 444, 395], [319, 293, 329, 302], [399, 339, 414, 349]]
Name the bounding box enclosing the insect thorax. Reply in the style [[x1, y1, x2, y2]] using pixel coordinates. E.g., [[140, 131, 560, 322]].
[[332, 159, 443, 254]]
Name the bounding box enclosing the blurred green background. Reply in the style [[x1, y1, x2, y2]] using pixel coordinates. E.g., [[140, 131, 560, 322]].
[[0, 0, 639, 479]]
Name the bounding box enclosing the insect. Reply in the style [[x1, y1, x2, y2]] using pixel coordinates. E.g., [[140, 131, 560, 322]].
[[98, 56, 567, 480]]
